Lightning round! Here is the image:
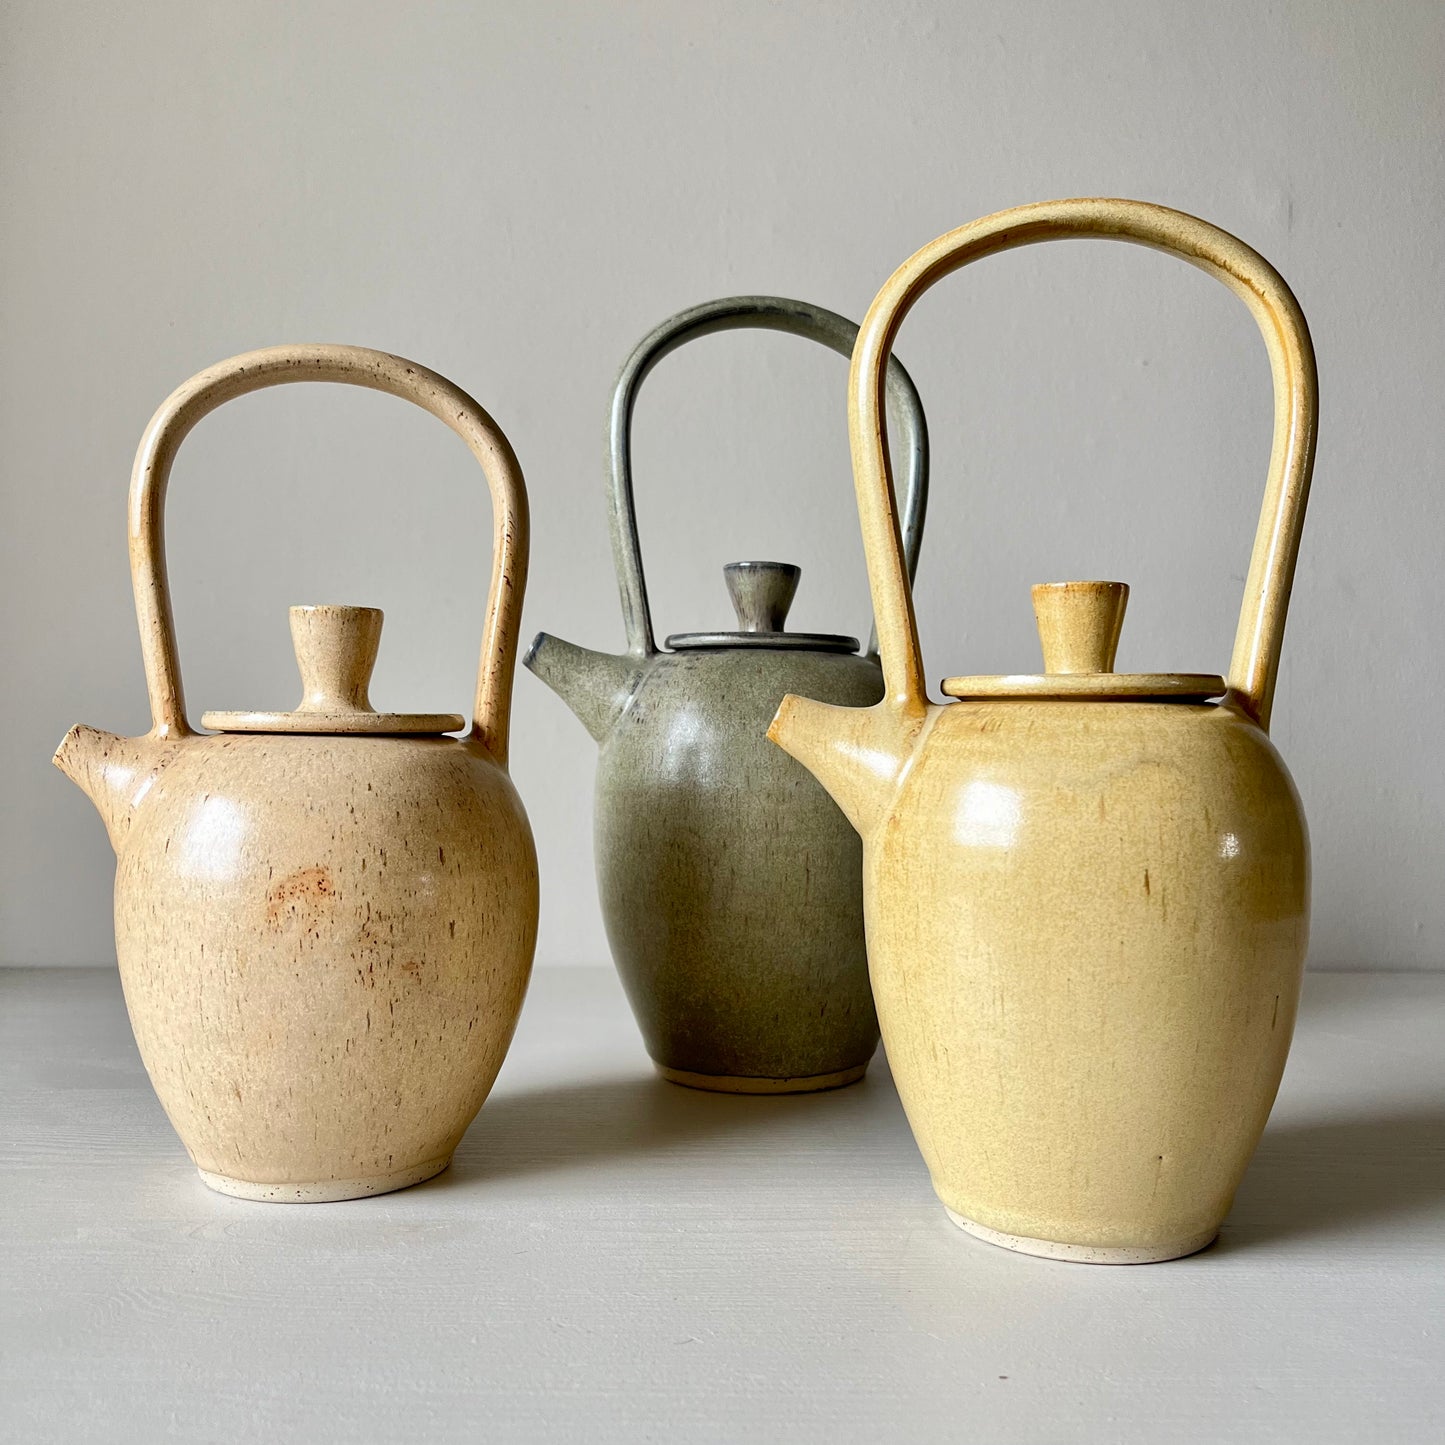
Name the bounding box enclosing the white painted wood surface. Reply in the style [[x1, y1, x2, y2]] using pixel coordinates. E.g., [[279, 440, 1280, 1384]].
[[3, 966, 1443, 1443]]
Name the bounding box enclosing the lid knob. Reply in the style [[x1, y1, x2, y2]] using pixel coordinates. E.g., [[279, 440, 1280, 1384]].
[[199, 603, 465, 734], [1032, 582, 1129, 675], [724, 561, 800, 634], [291, 605, 383, 715]]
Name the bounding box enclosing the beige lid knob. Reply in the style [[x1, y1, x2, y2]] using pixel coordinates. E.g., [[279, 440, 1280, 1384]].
[[291, 606, 384, 713]]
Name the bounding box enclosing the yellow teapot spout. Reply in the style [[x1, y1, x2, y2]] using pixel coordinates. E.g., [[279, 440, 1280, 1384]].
[[767, 695, 921, 839], [53, 726, 178, 852]]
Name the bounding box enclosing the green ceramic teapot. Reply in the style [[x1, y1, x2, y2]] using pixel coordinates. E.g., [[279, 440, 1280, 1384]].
[[526, 296, 928, 1092]]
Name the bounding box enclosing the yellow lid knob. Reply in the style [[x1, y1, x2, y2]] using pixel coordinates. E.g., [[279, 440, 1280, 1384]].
[[1031, 581, 1129, 675]]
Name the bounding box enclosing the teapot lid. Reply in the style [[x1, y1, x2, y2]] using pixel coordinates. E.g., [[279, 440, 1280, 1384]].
[[942, 582, 1225, 702], [201, 606, 465, 735], [664, 561, 859, 654]]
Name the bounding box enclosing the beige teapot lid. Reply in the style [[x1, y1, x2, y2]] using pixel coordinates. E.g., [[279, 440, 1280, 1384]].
[[942, 582, 1225, 702], [202, 605, 465, 735]]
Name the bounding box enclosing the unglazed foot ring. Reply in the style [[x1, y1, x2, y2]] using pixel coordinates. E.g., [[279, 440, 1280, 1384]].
[[656, 1063, 868, 1095], [945, 1207, 1217, 1264], [198, 1154, 452, 1203]]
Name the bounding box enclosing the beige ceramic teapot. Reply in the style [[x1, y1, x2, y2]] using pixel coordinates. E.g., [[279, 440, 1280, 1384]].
[[771, 200, 1317, 1262], [55, 345, 539, 1202]]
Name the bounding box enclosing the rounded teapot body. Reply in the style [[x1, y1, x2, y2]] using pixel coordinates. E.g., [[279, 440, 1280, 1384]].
[[867, 699, 1307, 1260], [598, 647, 884, 1090], [112, 732, 538, 1200]]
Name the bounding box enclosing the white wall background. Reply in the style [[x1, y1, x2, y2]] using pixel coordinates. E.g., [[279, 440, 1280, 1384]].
[[2, 0, 1440, 970]]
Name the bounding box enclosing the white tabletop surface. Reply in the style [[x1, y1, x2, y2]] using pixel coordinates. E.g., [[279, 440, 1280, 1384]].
[[3, 965, 1442, 1444]]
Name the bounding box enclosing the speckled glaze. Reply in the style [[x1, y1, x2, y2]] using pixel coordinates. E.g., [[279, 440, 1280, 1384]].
[[771, 200, 1318, 1260], [526, 297, 928, 1092], [55, 346, 538, 1202]]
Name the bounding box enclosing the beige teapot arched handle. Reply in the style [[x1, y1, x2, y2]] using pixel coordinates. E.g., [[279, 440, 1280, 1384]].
[[851, 198, 1317, 732], [128, 345, 528, 764]]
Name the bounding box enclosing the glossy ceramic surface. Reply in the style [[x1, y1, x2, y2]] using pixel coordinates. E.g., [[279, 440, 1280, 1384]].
[[771, 199, 1318, 1259], [55, 345, 538, 1200], [526, 296, 928, 1091]]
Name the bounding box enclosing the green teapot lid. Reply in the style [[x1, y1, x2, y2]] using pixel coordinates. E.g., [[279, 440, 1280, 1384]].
[[665, 562, 859, 654]]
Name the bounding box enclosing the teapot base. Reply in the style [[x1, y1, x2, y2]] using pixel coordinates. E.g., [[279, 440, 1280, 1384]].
[[656, 1063, 868, 1095], [944, 1208, 1216, 1265], [197, 1154, 452, 1204]]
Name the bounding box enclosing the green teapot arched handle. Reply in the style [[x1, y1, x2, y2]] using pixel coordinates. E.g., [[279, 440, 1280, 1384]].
[[608, 295, 929, 657], [851, 198, 1317, 732], [128, 345, 529, 765]]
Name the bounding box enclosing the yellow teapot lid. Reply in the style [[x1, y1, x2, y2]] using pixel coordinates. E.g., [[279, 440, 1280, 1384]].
[[941, 582, 1226, 702], [202, 605, 465, 735]]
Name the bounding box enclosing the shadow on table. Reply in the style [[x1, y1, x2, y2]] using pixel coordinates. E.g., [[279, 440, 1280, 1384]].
[[435, 1070, 890, 1189], [1221, 1105, 1445, 1252]]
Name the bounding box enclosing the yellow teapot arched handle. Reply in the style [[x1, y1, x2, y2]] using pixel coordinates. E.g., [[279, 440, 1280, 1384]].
[[128, 345, 529, 765], [851, 198, 1317, 732]]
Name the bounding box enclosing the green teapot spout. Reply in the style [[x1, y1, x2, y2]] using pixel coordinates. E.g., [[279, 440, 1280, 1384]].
[[767, 695, 923, 840], [53, 725, 181, 852], [523, 634, 639, 744]]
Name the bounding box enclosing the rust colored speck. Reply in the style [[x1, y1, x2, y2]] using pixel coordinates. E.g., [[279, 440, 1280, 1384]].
[[265, 865, 338, 927]]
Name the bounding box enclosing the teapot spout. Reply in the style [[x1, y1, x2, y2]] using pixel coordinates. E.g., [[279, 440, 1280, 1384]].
[[768, 696, 924, 839], [523, 634, 639, 744], [53, 726, 177, 851]]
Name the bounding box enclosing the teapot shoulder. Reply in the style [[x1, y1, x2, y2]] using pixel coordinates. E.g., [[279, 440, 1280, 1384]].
[[597, 650, 883, 798], [897, 700, 1303, 833], [124, 733, 527, 848], [630, 647, 883, 713]]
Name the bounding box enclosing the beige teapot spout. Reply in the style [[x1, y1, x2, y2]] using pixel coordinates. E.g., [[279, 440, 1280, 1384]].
[[767, 695, 922, 839], [53, 725, 181, 851]]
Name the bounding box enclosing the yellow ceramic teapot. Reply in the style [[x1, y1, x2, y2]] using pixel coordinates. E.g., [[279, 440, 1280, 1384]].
[[770, 200, 1317, 1262], [55, 346, 539, 1202]]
